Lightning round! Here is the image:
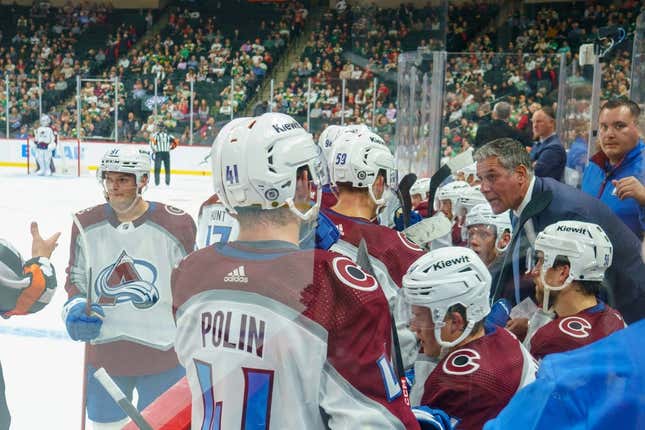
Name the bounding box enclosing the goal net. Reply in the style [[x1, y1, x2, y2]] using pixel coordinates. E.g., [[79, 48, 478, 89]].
[[27, 138, 85, 177]]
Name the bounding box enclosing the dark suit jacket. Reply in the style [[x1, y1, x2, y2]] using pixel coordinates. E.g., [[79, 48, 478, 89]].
[[530, 135, 566, 181], [474, 119, 532, 149], [493, 177, 645, 323]]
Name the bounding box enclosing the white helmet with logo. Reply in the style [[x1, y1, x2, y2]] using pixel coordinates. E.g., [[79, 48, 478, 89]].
[[40, 114, 51, 127], [212, 112, 321, 221], [454, 186, 487, 216], [410, 177, 431, 198], [403, 247, 491, 348], [329, 131, 396, 208], [97, 146, 151, 188], [213, 117, 251, 149], [465, 203, 512, 237], [533, 220, 613, 290], [433, 180, 470, 212]]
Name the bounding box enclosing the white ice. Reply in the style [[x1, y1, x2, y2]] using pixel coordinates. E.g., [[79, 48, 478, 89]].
[[0, 167, 212, 429]]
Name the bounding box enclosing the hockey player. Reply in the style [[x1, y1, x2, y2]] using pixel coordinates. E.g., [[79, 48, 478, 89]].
[[32, 114, 57, 176], [0, 222, 60, 429], [195, 118, 249, 249], [410, 177, 431, 217], [322, 130, 426, 372], [464, 203, 512, 268], [146, 113, 419, 429], [430, 180, 470, 248], [525, 220, 625, 360], [403, 247, 537, 430], [62, 146, 196, 429]]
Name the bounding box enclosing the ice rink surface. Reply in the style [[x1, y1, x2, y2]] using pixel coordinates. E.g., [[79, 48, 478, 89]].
[[0, 167, 212, 429]]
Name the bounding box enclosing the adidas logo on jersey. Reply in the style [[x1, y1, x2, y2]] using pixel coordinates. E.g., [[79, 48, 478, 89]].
[[224, 266, 248, 283]]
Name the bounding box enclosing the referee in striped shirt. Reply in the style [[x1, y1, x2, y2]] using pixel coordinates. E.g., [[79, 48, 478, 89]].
[[150, 125, 178, 186]]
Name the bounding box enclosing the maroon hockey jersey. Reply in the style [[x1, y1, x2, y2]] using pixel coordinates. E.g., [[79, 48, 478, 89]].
[[421, 328, 537, 430], [171, 242, 419, 429], [529, 302, 625, 360], [322, 207, 424, 288]]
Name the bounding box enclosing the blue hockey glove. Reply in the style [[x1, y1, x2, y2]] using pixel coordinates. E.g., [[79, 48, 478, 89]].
[[315, 211, 340, 250], [412, 406, 455, 430], [394, 208, 423, 231], [63, 297, 105, 342], [484, 298, 512, 334], [404, 368, 415, 391]]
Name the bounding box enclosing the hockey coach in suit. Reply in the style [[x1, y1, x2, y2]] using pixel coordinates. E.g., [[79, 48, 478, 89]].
[[475, 138, 645, 324]]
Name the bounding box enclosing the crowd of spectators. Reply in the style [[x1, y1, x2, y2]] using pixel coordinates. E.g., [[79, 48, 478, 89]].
[[0, 1, 147, 139]]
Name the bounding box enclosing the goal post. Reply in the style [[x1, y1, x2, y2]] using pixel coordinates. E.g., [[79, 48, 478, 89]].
[[27, 137, 83, 177]]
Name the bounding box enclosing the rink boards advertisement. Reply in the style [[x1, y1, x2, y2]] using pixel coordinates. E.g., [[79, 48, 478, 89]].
[[0, 138, 212, 176]]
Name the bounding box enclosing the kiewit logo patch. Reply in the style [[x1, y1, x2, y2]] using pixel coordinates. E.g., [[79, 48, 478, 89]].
[[224, 265, 248, 283], [556, 225, 588, 235], [272, 121, 303, 133], [431, 255, 471, 271]]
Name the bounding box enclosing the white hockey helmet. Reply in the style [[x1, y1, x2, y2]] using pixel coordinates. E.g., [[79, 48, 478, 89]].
[[532, 220, 613, 291], [329, 131, 396, 208], [454, 186, 487, 216], [465, 203, 512, 237], [213, 117, 251, 149], [212, 112, 321, 221], [97, 146, 151, 188], [410, 177, 431, 198], [403, 247, 491, 348], [40, 114, 51, 127], [455, 162, 478, 182], [433, 180, 470, 212], [317, 125, 345, 185]]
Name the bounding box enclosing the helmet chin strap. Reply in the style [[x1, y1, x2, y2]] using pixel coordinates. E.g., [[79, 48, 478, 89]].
[[539, 269, 573, 312], [434, 319, 476, 349], [111, 193, 143, 216]]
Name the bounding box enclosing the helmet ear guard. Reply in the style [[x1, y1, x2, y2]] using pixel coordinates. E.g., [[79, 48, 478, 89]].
[[403, 247, 491, 348]]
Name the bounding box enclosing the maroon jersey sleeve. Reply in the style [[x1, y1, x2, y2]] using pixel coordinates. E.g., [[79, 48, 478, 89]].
[[422, 329, 526, 430], [149, 202, 196, 254], [530, 304, 626, 360]]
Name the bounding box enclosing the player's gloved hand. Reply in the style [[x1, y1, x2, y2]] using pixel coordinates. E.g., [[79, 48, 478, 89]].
[[394, 208, 423, 231], [63, 297, 105, 342], [412, 406, 455, 430], [484, 298, 512, 333], [404, 368, 415, 391], [315, 211, 340, 250]]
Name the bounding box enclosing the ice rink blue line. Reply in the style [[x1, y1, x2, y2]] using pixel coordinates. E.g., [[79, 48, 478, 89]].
[[0, 325, 70, 340]]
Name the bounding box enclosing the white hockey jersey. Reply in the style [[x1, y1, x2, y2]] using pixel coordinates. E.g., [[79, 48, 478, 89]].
[[65, 202, 196, 375], [195, 194, 239, 249], [34, 126, 56, 148]]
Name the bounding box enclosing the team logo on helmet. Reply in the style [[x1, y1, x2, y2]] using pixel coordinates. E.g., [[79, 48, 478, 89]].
[[442, 348, 481, 375], [357, 171, 367, 180], [558, 316, 592, 338], [94, 251, 159, 309], [264, 188, 279, 201], [332, 256, 378, 292]]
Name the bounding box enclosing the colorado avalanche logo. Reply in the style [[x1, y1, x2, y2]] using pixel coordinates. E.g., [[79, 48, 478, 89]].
[[94, 251, 160, 309], [442, 348, 481, 375], [558, 316, 592, 338], [332, 256, 378, 292]]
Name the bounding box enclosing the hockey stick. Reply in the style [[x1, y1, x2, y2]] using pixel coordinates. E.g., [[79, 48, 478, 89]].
[[403, 214, 453, 250], [396, 173, 417, 229], [356, 239, 410, 406], [426, 148, 474, 217], [94, 368, 154, 430], [71, 213, 93, 430]]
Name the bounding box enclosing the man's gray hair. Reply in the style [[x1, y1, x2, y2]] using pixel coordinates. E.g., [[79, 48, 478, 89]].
[[493, 102, 511, 120], [474, 138, 534, 175]]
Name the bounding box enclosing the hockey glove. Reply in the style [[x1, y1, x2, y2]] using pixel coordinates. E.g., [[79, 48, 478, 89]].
[[315, 211, 340, 250], [412, 406, 455, 430], [394, 208, 422, 231], [63, 297, 105, 342], [484, 298, 512, 334]]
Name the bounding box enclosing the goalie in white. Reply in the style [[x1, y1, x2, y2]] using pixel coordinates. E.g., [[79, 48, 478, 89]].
[[32, 114, 57, 176]]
